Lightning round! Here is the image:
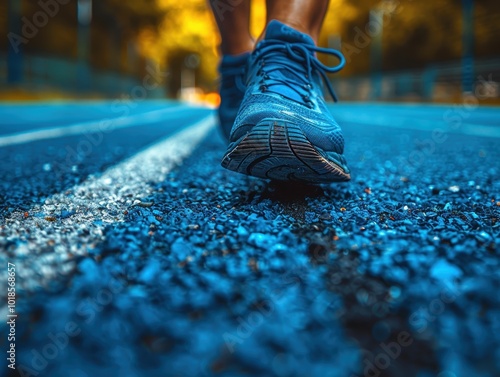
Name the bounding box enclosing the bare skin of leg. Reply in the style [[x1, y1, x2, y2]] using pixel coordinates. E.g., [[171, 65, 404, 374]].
[[209, 0, 254, 55], [262, 0, 331, 43]]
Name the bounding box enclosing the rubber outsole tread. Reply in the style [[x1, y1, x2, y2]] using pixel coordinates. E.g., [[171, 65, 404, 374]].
[[221, 119, 351, 183]]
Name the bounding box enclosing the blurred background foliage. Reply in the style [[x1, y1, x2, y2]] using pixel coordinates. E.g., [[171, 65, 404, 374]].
[[0, 0, 499, 101]]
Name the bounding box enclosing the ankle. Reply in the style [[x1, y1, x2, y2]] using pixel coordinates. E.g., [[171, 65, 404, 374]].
[[220, 38, 254, 56]]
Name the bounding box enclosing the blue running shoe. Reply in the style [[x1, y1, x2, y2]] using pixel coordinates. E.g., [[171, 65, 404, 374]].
[[217, 52, 250, 140], [221, 20, 350, 183]]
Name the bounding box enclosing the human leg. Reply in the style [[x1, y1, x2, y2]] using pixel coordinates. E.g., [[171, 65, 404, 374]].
[[209, 0, 254, 55], [221, 1, 350, 183], [262, 0, 330, 43], [209, 0, 253, 139]]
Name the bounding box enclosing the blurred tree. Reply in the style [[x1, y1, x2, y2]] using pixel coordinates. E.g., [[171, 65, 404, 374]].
[[138, 0, 219, 94], [0, 2, 8, 52], [475, 0, 500, 58], [91, 0, 166, 73], [320, 0, 368, 75], [321, 0, 500, 76], [10, 1, 78, 58], [3, 0, 166, 76], [382, 0, 463, 71], [2, 0, 499, 93]]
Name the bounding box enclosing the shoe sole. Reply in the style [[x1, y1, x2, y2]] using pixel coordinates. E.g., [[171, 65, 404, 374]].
[[221, 119, 351, 183]]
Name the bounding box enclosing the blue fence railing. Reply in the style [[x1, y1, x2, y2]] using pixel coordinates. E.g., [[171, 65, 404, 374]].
[[1, 54, 498, 102], [0, 54, 167, 98], [332, 57, 500, 102]]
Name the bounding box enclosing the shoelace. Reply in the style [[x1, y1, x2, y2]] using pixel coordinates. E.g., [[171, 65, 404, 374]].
[[252, 40, 345, 105]]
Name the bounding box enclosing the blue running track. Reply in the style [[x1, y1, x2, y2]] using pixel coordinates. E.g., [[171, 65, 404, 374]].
[[0, 101, 499, 377]]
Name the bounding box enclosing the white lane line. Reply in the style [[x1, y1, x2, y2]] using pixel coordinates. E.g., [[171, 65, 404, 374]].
[[0, 114, 216, 295], [0, 105, 192, 147]]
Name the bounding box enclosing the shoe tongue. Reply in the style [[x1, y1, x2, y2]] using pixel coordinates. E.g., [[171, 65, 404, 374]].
[[264, 20, 315, 45], [259, 20, 317, 105]]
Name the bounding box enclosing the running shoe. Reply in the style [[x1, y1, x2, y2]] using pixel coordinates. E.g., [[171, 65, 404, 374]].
[[217, 52, 250, 140], [221, 20, 350, 183]]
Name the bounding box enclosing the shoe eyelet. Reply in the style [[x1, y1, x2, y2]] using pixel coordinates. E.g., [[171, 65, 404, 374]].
[[303, 96, 314, 109]]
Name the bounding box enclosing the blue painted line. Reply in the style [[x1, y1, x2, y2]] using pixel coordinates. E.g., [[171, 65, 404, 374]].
[[330, 104, 500, 138], [0, 104, 202, 147]]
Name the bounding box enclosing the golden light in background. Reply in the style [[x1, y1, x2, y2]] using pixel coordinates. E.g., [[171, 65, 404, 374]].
[[135, 0, 357, 97], [250, 0, 266, 39]]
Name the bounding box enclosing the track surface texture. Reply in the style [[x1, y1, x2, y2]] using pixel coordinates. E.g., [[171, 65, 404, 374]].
[[0, 101, 499, 377]]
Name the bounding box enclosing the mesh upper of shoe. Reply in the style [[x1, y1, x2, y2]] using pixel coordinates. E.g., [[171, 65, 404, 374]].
[[230, 20, 346, 154], [217, 52, 249, 140]]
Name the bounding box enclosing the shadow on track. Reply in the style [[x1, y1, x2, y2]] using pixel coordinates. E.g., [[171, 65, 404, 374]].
[[260, 181, 325, 203]]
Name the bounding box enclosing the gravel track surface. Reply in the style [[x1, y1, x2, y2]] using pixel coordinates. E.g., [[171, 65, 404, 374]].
[[1, 102, 499, 377]]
